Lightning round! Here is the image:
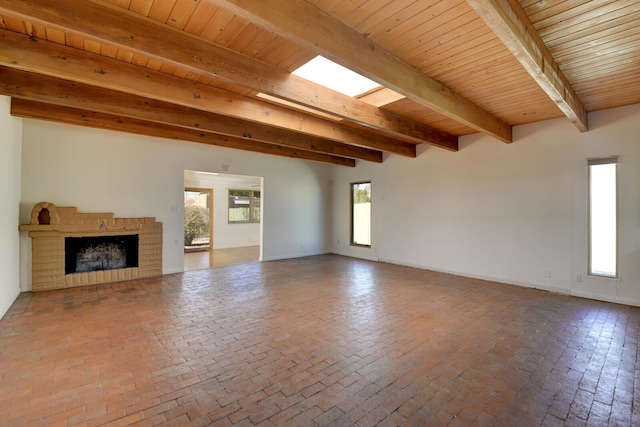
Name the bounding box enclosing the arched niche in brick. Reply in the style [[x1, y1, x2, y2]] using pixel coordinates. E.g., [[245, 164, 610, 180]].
[[29, 202, 60, 226]]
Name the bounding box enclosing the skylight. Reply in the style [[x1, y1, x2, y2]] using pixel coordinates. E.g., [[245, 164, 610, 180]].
[[292, 56, 380, 97]]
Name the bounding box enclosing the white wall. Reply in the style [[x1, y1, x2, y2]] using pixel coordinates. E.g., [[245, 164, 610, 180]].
[[20, 120, 333, 290], [184, 171, 261, 249], [16, 101, 640, 307], [332, 103, 640, 307], [0, 96, 23, 318]]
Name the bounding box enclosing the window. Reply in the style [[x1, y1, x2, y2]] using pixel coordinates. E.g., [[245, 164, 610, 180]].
[[351, 182, 371, 247], [229, 189, 261, 223], [588, 157, 618, 278]]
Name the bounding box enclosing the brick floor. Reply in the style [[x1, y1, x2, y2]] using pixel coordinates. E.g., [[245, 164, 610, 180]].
[[1, 254, 638, 426]]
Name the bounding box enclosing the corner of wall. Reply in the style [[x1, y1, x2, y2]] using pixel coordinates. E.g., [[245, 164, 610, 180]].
[[0, 95, 23, 319]]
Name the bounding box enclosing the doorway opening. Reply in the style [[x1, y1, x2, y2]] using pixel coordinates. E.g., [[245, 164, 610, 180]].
[[184, 170, 263, 271], [184, 188, 213, 252]]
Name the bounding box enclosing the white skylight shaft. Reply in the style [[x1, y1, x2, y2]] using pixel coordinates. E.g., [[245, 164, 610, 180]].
[[292, 56, 380, 97]]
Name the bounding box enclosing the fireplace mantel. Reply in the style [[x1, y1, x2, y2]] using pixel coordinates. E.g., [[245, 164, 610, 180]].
[[20, 202, 162, 291]]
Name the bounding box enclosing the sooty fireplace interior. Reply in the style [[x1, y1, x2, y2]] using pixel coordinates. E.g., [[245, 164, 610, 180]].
[[65, 235, 139, 274]]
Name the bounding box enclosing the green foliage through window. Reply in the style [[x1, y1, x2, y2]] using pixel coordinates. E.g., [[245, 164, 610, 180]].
[[354, 187, 371, 203], [229, 189, 261, 223], [351, 182, 371, 247], [184, 205, 209, 246]]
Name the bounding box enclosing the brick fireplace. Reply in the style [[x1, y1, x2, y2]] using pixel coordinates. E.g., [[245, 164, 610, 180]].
[[20, 202, 162, 292]]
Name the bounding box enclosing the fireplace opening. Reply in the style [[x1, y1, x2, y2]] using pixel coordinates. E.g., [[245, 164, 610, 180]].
[[65, 235, 139, 274]]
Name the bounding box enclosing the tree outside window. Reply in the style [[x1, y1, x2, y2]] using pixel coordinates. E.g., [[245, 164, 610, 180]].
[[229, 189, 261, 223]]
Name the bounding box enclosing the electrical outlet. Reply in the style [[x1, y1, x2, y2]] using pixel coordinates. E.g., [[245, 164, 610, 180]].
[[576, 274, 582, 282], [544, 269, 551, 278]]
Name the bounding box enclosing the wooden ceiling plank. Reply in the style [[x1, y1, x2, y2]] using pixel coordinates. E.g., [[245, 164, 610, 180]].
[[385, 2, 472, 53], [199, 6, 234, 41], [207, 0, 512, 143], [65, 32, 86, 50], [116, 48, 135, 63], [227, 23, 263, 52], [44, 26, 65, 44], [0, 68, 382, 162], [11, 98, 356, 167], [329, 0, 369, 18], [427, 47, 514, 86], [106, 0, 131, 8], [558, 37, 640, 67], [414, 32, 506, 77], [240, 28, 279, 58], [183, 2, 219, 35], [401, 15, 485, 62], [166, 0, 201, 30], [550, 22, 640, 59], [0, 0, 456, 149], [100, 43, 120, 60], [564, 53, 640, 80], [129, 0, 154, 16], [131, 53, 150, 67], [551, 14, 640, 50], [1, 14, 25, 32], [525, 0, 592, 25], [533, 0, 633, 33], [148, 0, 176, 23], [466, 0, 589, 132], [539, 3, 640, 42], [83, 38, 102, 54], [363, 1, 432, 41], [0, 30, 415, 157], [342, 0, 388, 30], [215, 15, 248, 46]]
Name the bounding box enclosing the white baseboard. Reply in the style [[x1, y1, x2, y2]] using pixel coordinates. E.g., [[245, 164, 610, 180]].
[[332, 249, 379, 262], [262, 250, 330, 262], [0, 286, 20, 319], [378, 257, 640, 307], [570, 290, 640, 307]]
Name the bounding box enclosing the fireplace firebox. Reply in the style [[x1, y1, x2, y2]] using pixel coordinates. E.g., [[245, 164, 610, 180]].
[[65, 235, 139, 274]]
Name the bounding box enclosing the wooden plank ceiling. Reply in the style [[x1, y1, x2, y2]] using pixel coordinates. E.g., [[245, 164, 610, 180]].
[[0, 0, 639, 166]]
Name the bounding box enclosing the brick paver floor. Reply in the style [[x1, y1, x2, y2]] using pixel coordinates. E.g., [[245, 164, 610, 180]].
[[1, 254, 638, 426]]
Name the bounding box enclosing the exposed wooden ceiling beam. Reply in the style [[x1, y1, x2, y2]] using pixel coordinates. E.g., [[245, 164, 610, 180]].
[[0, 0, 457, 151], [11, 98, 356, 167], [466, 0, 588, 132], [0, 29, 416, 157], [0, 67, 382, 163], [207, 0, 512, 143]]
